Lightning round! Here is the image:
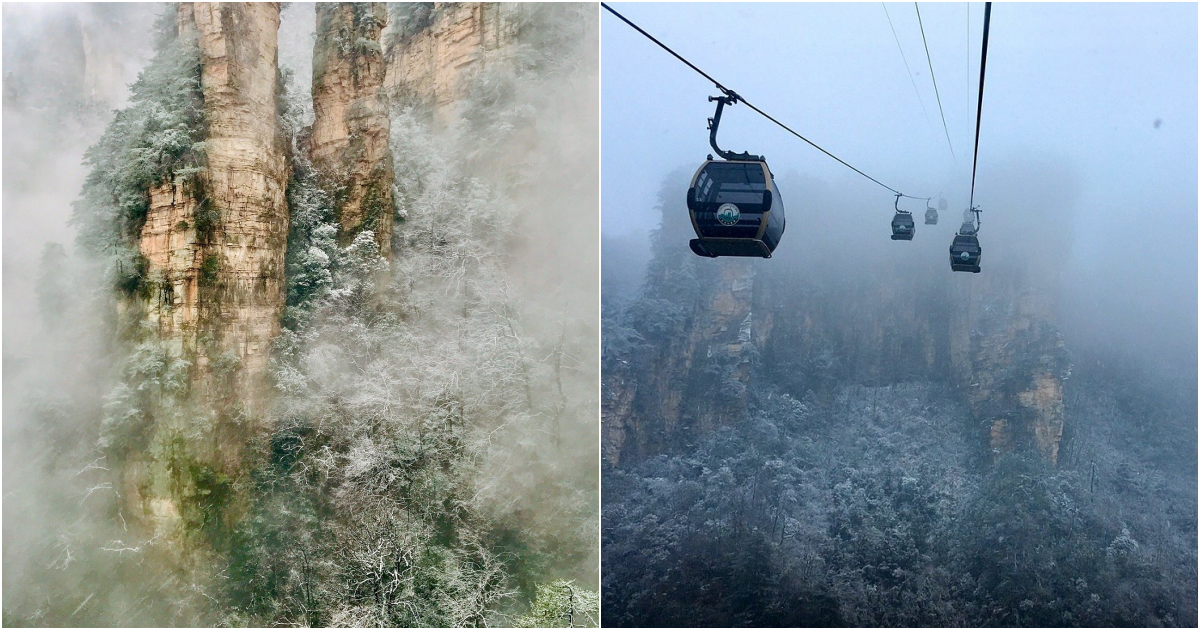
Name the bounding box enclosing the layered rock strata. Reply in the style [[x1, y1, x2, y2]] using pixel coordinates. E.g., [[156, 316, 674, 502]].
[[311, 2, 394, 254], [142, 2, 288, 388], [383, 2, 521, 119]]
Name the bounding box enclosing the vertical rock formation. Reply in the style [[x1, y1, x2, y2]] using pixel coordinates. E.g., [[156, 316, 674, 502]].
[[603, 250, 760, 466], [311, 2, 394, 254], [682, 261, 759, 434], [605, 201, 1071, 467], [949, 272, 1070, 464], [142, 2, 288, 389], [120, 2, 286, 539], [191, 1, 288, 382], [382, 3, 521, 119]]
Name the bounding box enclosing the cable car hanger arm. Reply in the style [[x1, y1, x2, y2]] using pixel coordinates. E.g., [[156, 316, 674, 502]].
[[708, 96, 763, 162], [600, 2, 931, 201]]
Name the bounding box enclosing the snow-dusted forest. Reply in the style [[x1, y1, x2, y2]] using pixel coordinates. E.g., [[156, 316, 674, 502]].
[[601, 171, 1197, 627]]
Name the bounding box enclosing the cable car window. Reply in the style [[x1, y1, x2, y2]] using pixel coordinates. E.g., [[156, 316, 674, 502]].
[[693, 163, 767, 206]]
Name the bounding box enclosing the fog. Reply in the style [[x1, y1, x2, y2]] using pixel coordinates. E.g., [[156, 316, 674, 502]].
[[601, 2, 1197, 381], [3, 3, 598, 624], [3, 3, 161, 357], [4, 6, 166, 621]]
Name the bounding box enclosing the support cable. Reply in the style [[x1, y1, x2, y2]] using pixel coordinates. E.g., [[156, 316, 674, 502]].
[[602, 2, 930, 200], [915, 3, 956, 162], [882, 3, 933, 132], [968, 2, 991, 210]]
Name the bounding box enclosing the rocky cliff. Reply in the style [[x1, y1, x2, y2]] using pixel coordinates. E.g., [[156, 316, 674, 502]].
[[604, 188, 1070, 467], [123, 1, 553, 533], [383, 3, 521, 119], [115, 2, 287, 540], [949, 269, 1070, 464], [311, 2, 394, 254], [141, 3, 287, 392]]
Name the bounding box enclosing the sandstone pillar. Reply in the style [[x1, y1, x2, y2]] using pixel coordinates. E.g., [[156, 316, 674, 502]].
[[311, 2, 394, 255], [141, 3, 288, 386]]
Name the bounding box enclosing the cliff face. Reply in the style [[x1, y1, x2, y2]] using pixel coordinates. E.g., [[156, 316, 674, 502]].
[[141, 3, 287, 390], [605, 218, 1070, 468], [604, 258, 756, 466], [120, 3, 287, 536], [139, 181, 202, 347], [383, 3, 521, 119], [311, 2, 394, 254], [950, 272, 1070, 464]]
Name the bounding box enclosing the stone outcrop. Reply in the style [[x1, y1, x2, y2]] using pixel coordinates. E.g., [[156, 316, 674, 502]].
[[950, 272, 1070, 464], [121, 1, 287, 540], [142, 2, 288, 388], [311, 2, 394, 254], [383, 3, 521, 119], [605, 209, 1070, 467], [140, 182, 202, 342], [603, 252, 759, 466]]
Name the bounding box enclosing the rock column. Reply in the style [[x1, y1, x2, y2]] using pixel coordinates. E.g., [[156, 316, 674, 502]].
[[142, 2, 288, 386], [311, 2, 394, 255]]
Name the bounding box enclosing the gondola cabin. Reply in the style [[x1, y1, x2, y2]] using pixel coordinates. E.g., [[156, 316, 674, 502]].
[[949, 233, 981, 273], [687, 159, 785, 258], [925, 206, 938, 225], [891, 211, 915, 241]]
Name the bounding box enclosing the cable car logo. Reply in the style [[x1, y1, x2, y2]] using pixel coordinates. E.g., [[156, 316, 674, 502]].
[[716, 203, 741, 226]]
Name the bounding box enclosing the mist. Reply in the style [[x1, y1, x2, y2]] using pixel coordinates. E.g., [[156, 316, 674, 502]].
[[3, 3, 161, 357], [600, 3, 1196, 626], [601, 1, 1197, 383], [4, 3, 598, 625], [3, 3, 172, 624]]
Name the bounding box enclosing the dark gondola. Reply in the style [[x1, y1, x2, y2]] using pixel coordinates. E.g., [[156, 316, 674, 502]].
[[687, 159, 785, 258], [950, 233, 981, 272], [891, 211, 915, 240], [889, 194, 915, 240], [950, 206, 982, 272], [924, 199, 938, 225], [687, 95, 785, 258]]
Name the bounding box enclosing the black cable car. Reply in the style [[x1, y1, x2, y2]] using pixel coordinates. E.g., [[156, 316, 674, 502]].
[[924, 198, 938, 225], [950, 233, 981, 272], [687, 159, 785, 258], [950, 206, 982, 272], [890, 194, 915, 240], [891, 212, 915, 240], [687, 95, 785, 258]]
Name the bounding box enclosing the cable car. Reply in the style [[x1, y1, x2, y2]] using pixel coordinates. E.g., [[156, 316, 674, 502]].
[[891, 211, 915, 240], [687, 94, 785, 258], [687, 159, 785, 258], [950, 233, 981, 272], [889, 194, 914, 240], [950, 207, 982, 272], [925, 199, 938, 225]]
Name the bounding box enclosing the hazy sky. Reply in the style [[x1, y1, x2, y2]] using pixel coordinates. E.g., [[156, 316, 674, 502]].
[[601, 1, 1197, 375], [2, 3, 161, 357]]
